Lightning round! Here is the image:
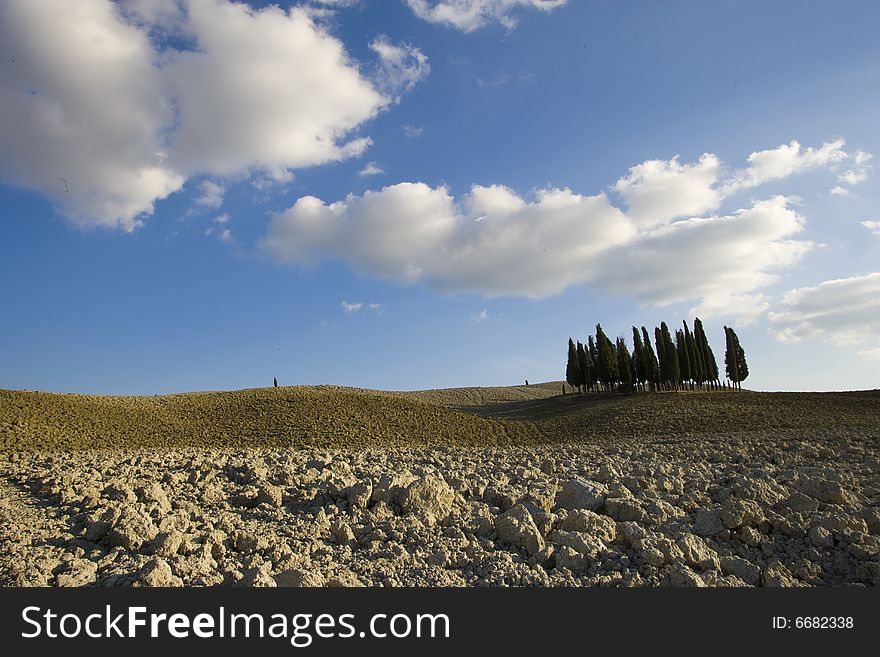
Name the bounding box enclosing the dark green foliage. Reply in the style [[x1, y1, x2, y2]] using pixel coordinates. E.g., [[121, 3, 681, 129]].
[[576, 341, 588, 390], [685, 321, 704, 388], [694, 317, 719, 385], [566, 338, 580, 388], [631, 327, 646, 387], [654, 326, 666, 388], [616, 337, 632, 388], [565, 318, 729, 395], [724, 326, 738, 385], [724, 326, 749, 389], [676, 329, 691, 385], [583, 341, 595, 390], [659, 322, 679, 388], [587, 337, 599, 389], [641, 326, 660, 389], [595, 324, 617, 391], [736, 338, 749, 383]]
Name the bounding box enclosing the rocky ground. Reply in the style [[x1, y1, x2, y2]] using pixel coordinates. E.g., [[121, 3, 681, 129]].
[[1, 427, 878, 587]]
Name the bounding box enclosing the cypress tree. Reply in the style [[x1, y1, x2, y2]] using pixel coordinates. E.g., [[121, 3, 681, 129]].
[[607, 332, 619, 386], [588, 336, 599, 392], [641, 326, 660, 391], [631, 326, 646, 391], [595, 324, 616, 392], [694, 317, 718, 389], [661, 322, 680, 390], [724, 326, 739, 389], [724, 326, 749, 390], [735, 333, 749, 387], [583, 341, 595, 391], [576, 341, 588, 392], [566, 338, 580, 389], [654, 326, 667, 390], [616, 337, 633, 390], [684, 321, 704, 390], [675, 329, 691, 388]]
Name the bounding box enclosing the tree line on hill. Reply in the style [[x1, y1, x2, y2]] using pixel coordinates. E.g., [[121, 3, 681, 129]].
[[565, 318, 749, 393]]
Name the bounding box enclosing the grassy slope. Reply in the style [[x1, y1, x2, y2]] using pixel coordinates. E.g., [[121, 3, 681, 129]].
[[1, 384, 879, 452]]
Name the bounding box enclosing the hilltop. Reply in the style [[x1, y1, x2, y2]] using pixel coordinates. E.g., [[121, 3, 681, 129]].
[[2, 383, 880, 452]]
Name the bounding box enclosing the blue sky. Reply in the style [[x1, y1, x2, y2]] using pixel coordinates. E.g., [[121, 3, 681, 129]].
[[1, 0, 879, 395]]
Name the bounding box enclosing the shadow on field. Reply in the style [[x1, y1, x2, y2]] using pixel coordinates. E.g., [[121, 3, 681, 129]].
[[457, 391, 627, 420]]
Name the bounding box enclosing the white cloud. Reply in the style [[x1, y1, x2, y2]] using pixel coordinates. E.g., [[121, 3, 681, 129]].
[[168, 1, 385, 178], [369, 36, 430, 99], [260, 179, 811, 317], [592, 196, 811, 316], [204, 212, 233, 242], [836, 150, 873, 187], [830, 186, 850, 196], [0, 0, 390, 230], [613, 153, 722, 229], [612, 140, 852, 230], [404, 0, 568, 32], [358, 162, 385, 177], [722, 139, 848, 195], [472, 309, 489, 321], [261, 182, 636, 298], [837, 169, 869, 186], [0, 0, 184, 231], [861, 220, 880, 236], [259, 140, 843, 315], [194, 180, 225, 209], [402, 125, 424, 138], [769, 272, 880, 346], [476, 71, 511, 88], [341, 300, 382, 315]]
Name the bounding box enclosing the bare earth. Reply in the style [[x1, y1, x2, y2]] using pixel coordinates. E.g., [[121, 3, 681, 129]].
[[0, 384, 878, 587]]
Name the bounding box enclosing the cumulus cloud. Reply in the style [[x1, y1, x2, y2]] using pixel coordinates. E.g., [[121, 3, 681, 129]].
[[358, 162, 385, 177], [0, 0, 184, 231], [260, 175, 811, 317], [472, 309, 489, 321], [194, 180, 225, 209], [612, 139, 855, 228], [830, 186, 850, 196], [613, 154, 722, 229], [860, 220, 880, 236], [769, 272, 880, 346], [167, 1, 384, 178], [259, 139, 848, 311], [0, 0, 392, 230], [402, 125, 424, 138], [204, 212, 233, 243], [593, 196, 811, 313], [259, 140, 845, 314], [369, 36, 430, 99], [836, 150, 873, 187], [404, 0, 568, 32], [261, 183, 636, 298], [721, 139, 848, 195], [341, 301, 382, 315]]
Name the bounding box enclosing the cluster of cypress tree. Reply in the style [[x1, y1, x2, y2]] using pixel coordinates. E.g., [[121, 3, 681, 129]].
[[566, 317, 747, 393]]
